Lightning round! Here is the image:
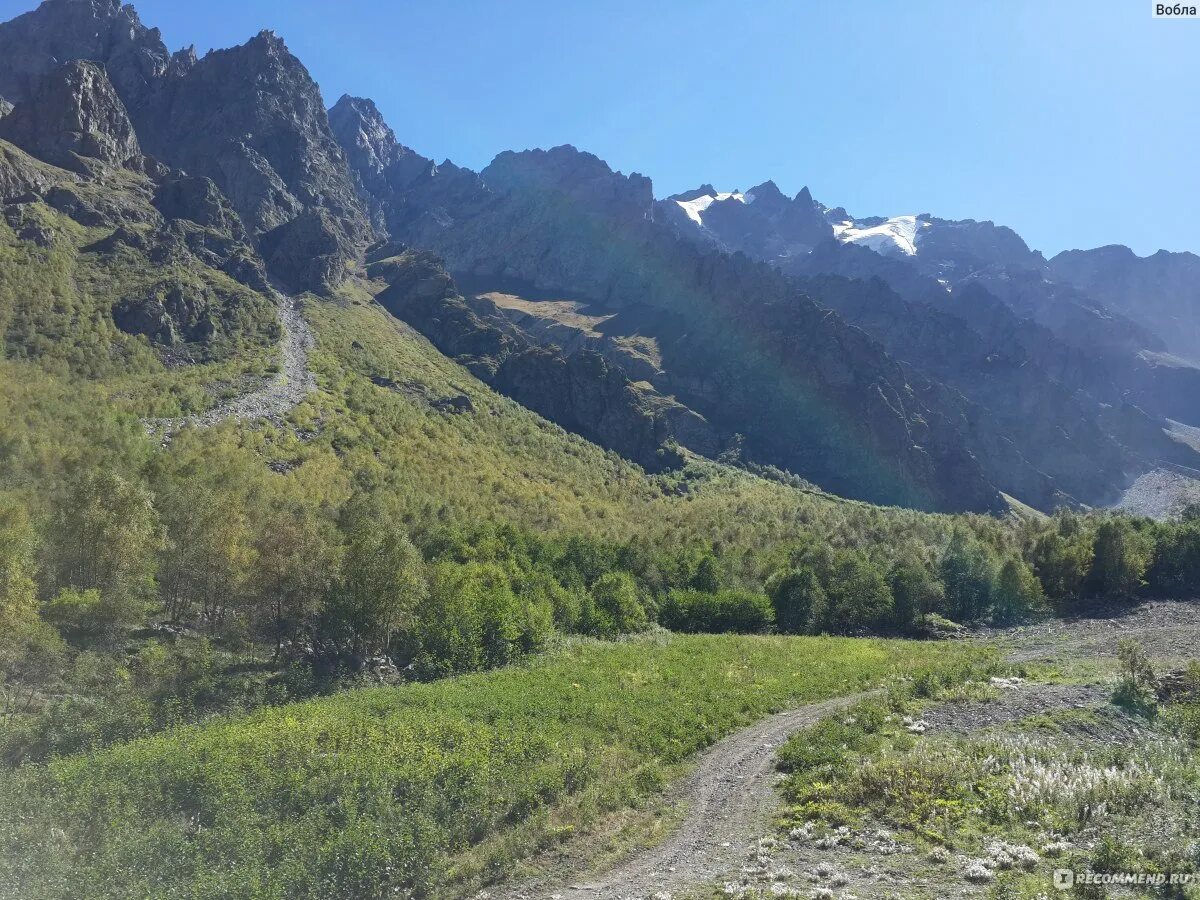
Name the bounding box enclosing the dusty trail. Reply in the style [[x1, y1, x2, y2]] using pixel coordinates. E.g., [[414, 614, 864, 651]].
[[143, 290, 315, 441], [499, 693, 872, 900]]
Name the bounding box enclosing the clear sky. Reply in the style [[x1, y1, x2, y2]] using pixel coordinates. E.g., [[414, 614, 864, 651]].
[[2, 0, 1197, 256]]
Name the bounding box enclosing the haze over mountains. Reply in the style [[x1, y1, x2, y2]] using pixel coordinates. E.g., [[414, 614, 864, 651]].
[[2, 0, 1199, 515]]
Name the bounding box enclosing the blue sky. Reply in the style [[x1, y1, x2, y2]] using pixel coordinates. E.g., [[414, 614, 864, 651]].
[[3, 0, 1197, 256]]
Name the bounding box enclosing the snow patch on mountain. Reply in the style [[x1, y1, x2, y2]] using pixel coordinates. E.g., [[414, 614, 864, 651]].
[[831, 215, 930, 257], [675, 191, 746, 226]]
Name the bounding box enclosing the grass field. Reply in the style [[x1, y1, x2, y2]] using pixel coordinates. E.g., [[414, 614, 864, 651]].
[[0, 633, 992, 900]]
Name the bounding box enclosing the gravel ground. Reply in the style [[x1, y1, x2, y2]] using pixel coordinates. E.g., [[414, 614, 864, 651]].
[[988, 598, 1200, 667], [143, 291, 315, 441], [1116, 468, 1200, 520]]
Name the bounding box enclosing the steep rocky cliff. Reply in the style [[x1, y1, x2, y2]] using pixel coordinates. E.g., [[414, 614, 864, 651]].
[[334, 127, 1003, 511], [1048, 245, 1200, 363], [0, 60, 142, 173], [0, 1, 373, 293], [373, 249, 718, 471]]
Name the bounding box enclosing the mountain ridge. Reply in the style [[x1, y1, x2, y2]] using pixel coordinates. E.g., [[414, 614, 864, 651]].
[[2, 0, 1198, 514]]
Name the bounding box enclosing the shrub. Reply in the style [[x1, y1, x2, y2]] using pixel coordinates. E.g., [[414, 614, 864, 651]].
[[659, 589, 773, 633], [1112, 639, 1157, 717], [585, 572, 648, 638]]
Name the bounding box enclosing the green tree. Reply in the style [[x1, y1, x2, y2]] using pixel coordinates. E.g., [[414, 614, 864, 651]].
[[820, 551, 893, 634], [42, 470, 161, 629], [1090, 519, 1153, 600], [0, 499, 38, 642], [939, 529, 995, 623], [889, 562, 944, 632], [586, 571, 648, 637], [253, 504, 343, 659], [991, 557, 1044, 625], [158, 478, 256, 628], [690, 554, 722, 593], [331, 517, 428, 658], [416, 562, 550, 676], [766, 567, 826, 634], [1029, 513, 1094, 604], [1145, 522, 1200, 598]]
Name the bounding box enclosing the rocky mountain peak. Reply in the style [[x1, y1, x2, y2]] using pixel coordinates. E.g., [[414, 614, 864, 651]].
[[125, 27, 373, 291], [483, 145, 655, 224], [672, 184, 718, 202], [745, 179, 784, 202], [327, 94, 425, 197], [0, 59, 141, 172], [0, 0, 170, 109]]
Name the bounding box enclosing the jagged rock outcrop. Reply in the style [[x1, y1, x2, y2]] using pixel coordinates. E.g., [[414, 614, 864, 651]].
[[659, 180, 831, 263], [0, 60, 141, 172], [0, 138, 63, 200], [113, 281, 217, 345], [259, 209, 356, 295], [0, 0, 171, 109], [128, 31, 371, 290], [375, 249, 717, 470], [911, 216, 1044, 275], [0, 3, 375, 293], [328, 93, 492, 245], [327, 94, 432, 234], [1048, 245, 1200, 363], [0, 98, 11, 119], [152, 174, 248, 241]]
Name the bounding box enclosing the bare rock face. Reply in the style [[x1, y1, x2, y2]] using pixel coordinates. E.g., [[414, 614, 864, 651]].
[[1049, 245, 1200, 363], [0, 0, 171, 109], [152, 174, 248, 242], [0, 97, 11, 119], [130, 31, 372, 290], [259, 209, 355, 296], [348, 137, 1002, 511], [327, 94, 431, 234], [328, 93, 487, 239], [0, 3, 376, 293], [660, 180, 832, 263], [0, 139, 63, 200], [376, 249, 715, 471], [0, 60, 141, 172]]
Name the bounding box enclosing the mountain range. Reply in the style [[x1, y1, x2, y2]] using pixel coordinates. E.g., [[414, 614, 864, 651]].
[[2, 0, 1199, 515]]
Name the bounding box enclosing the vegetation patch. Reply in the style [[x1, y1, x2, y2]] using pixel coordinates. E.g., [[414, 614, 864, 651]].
[[0, 634, 987, 899]]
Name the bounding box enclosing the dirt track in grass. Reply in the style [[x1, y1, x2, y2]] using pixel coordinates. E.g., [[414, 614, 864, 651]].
[[493, 600, 1200, 900]]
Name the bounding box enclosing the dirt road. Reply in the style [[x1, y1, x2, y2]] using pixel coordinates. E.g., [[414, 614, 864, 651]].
[[499, 693, 871, 899]]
